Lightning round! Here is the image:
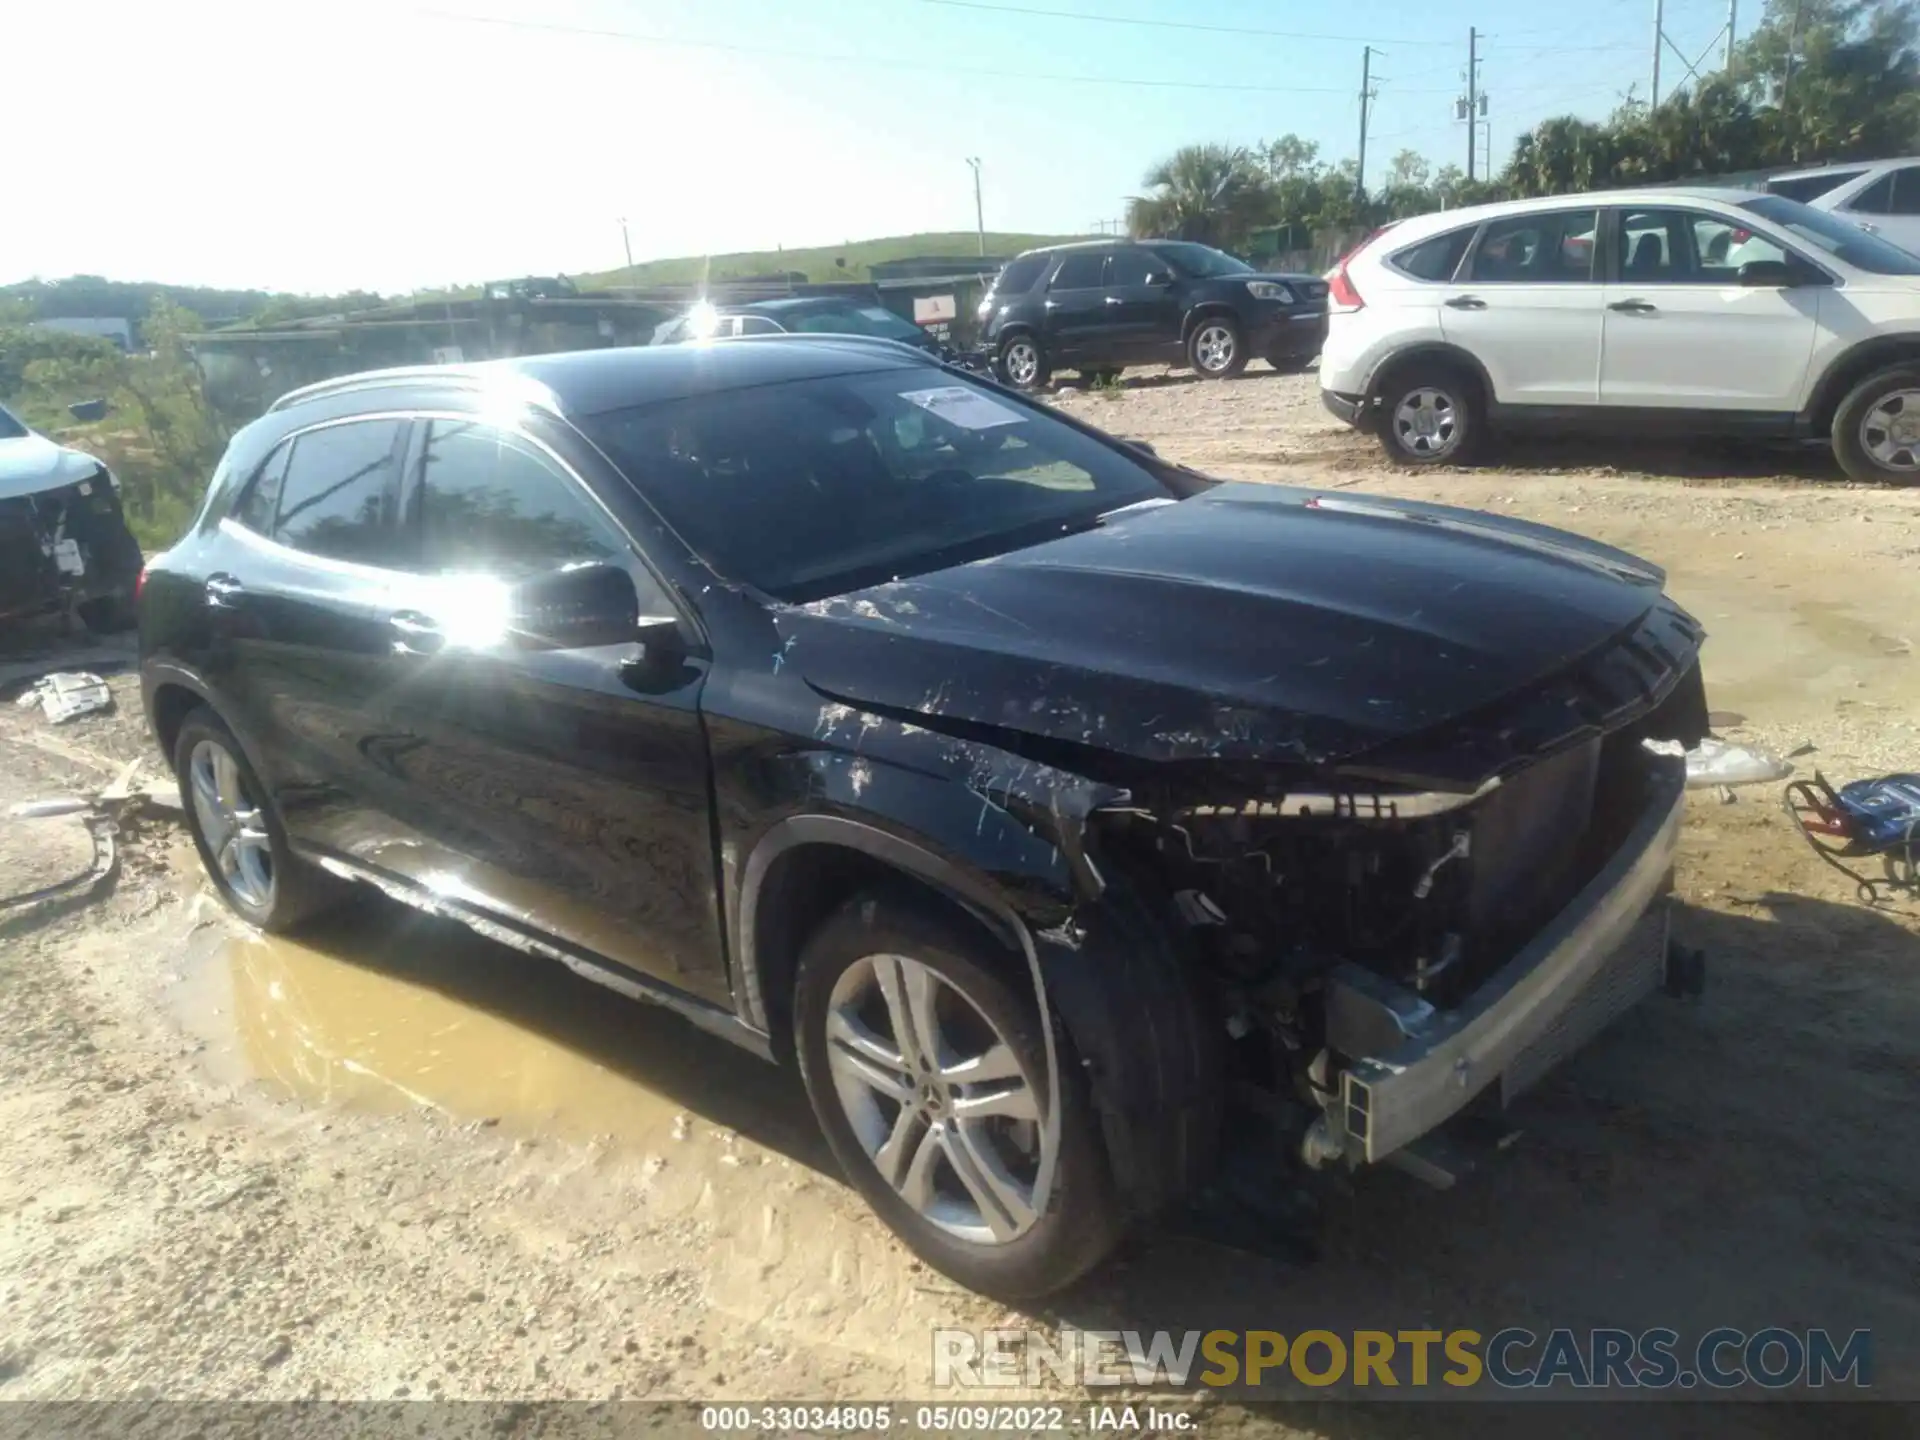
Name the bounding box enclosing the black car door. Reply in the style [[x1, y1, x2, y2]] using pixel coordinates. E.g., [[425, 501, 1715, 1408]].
[[1104, 248, 1183, 359], [368, 413, 728, 1004], [209, 415, 418, 857], [1040, 250, 1113, 360]]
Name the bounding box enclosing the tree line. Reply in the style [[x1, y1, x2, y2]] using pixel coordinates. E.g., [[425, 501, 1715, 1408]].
[[1125, 0, 1920, 257]]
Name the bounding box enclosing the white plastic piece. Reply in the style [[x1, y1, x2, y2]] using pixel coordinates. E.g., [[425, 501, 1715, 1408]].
[[1646, 736, 1794, 789]]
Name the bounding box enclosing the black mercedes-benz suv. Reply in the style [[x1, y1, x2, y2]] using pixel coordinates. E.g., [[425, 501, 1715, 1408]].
[[976, 239, 1328, 389], [141, 337, 1708, 1298]]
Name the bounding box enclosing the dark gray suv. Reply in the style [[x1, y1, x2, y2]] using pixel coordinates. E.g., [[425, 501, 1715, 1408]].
[[976, 239, 1327, 390]]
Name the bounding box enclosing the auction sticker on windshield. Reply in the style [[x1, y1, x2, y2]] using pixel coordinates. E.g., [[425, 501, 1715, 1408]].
[[899, 385, 1024, 430]]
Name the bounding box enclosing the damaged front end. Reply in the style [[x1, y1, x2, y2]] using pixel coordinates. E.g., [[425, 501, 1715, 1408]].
[[0, 466, 143, 631], [1087, 620, 1709, 1186]]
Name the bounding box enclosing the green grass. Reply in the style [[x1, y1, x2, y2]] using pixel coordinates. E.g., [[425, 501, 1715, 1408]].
[[576, 231, 1086, 288]]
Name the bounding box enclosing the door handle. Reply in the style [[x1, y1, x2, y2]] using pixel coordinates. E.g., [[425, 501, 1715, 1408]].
[[1445, 295, 1487, 310], [1104, 295, 1125, 305], [204, 573, 243, 608], [1609, 299, 1657, 313], [1857, 221, 1880, 234], [388, 611, 445, 656]]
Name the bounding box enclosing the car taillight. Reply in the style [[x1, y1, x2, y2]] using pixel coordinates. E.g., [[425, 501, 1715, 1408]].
[[134, 566, 148, 601], [1328, 261, 1364, 310]]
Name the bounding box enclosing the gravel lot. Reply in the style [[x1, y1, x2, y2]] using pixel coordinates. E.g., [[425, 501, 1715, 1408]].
[[3, 369, 1918, 1434]]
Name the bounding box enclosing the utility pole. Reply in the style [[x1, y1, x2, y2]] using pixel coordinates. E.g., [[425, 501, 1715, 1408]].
[[1651, 0, 1664, 109], [1357, 46, 1373, 202], [1466, 28, 1479, 181], [619, 217, 634, 281], [1727, 0, 1738, 75], [965, 157, 985, 257]]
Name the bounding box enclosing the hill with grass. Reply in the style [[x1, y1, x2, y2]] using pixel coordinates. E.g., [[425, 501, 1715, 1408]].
[[577, 231, 1085, 287]]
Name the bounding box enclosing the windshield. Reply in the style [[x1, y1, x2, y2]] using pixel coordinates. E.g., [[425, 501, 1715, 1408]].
[[783, 304, 927, 342], [1739, 195, 1920, 274], [581, 369, 1170, 601], [0, 405, 27, 441], [1152, 242, 1253, 278]]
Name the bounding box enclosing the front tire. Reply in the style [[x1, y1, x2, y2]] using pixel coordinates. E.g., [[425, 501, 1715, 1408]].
[[173, 707, 342, 932], [1833, 365, 1920, 485], [1375, 360, 1482, 466], [995, 333, 1050, 392], [794, 892, 1121, 1299], [1187, 317, 1246, 379]]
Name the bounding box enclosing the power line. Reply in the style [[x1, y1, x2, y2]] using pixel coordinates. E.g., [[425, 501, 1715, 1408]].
[[915, 0, 1448, 47], [416, 8, 1462, 92]]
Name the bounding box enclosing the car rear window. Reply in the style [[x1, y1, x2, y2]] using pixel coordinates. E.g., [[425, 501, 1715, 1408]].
[[1389, 227, 1474, 282], [991, 255, 1046, 296], [1766, 169, 1867, 203]]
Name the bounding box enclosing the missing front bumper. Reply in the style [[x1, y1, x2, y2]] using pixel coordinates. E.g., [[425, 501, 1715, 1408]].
[[1322, 762, 1686, 1164]]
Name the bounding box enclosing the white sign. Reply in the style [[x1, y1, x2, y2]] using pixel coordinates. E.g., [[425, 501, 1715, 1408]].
[[913, 294, 958, 325], [52, 539, 85, 576], [899, 385, 1025, 431]]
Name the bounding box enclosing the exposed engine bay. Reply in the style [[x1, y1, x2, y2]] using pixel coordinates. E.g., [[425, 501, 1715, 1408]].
[[0, 471, 143, 630]]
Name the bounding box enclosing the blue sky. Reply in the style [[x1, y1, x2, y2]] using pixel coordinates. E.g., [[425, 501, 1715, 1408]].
[[7, 0, 1751, 294]]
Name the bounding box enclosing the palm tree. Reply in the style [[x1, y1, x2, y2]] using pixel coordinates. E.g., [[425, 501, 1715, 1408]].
[[1126, 145, 1272, 249]]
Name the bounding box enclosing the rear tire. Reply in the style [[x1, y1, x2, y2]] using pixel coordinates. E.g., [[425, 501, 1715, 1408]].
[[995, 334, 1050, 391], [1375, 360, 1483, 466], [794, 891, 1121, 1299], [173, 707, 344, 932], [1833, 364, 1920, 486]]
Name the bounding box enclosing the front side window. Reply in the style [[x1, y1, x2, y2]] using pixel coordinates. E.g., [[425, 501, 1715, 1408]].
[[581, 369, 1171, 601], [271, 420, 401, 564], [1692, 215, 1788, 271], [410, 420, 626, 579], [734, 315, 783, 335], [1847, 173, 1895, 215], [1738, 195, 1920, 274], [1049, 252, 1108, 289], [1153, 243, 1253, 278], [1887, 166, 1920, 216], [1469, 210, 1597, 283]]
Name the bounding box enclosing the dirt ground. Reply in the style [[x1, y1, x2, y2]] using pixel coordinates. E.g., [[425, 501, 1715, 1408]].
[[3, 369, 1919, 1433]]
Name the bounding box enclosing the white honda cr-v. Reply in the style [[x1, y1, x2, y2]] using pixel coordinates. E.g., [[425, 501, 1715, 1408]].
[[1318, 187, 1920, 484]]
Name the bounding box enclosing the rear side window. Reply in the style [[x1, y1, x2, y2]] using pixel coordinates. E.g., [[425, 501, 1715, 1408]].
[[1049, 252, 1107, 289], [271, 419, 402, 564], [232, 441, 292, 534], [992, 255, 1046, 295], [412, 420, 626, 580], [1390, 228, 1474, 282], [1468, 210, 1597, 283]]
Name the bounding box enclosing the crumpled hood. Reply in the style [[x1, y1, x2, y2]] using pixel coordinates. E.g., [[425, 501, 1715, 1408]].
[[0, 434, 103, 501], [777, 483, 1675, 773]]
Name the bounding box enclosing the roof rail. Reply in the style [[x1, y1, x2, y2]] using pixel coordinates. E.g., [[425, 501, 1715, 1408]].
[[267, 363, 560, 415]]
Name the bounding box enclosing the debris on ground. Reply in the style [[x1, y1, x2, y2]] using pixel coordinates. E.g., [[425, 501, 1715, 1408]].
[[14, 671, 113, 724], [1645, 736, 1795, 789]]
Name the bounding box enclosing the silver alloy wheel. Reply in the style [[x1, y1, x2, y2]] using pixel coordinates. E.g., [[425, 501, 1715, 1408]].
[[188, 738, 275, 911], [1194, 323, 1236, 372], [825, 953, 1045, 1245], [1003, 339, 1040, 386], [1392, 386, 1460, 458], [1861, 389, 1920, 473]]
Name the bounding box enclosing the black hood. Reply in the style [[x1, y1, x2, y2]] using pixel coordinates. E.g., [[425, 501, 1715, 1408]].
[[776, 484, 1693, 780]]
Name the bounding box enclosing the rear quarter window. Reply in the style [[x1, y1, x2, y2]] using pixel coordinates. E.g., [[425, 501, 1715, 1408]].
[[992, 255, 1047, 296], [1388, 227, 1475, 282]]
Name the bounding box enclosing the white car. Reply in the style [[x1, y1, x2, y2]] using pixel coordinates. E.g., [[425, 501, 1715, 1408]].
[[1764, 157, 1920, 255], [1319, 187, 1920, 483]]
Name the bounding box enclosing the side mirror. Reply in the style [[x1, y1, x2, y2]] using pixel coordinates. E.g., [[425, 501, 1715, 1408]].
[[68, 399, 110, 422], [507, 562, 643, 650], [1737, 259, 1795, 288], [1146, 271, 1173, 286]]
